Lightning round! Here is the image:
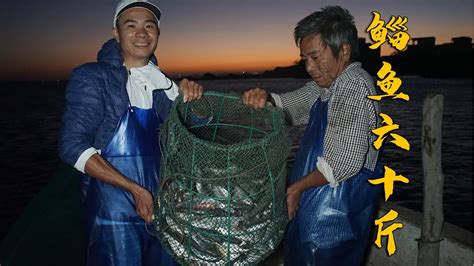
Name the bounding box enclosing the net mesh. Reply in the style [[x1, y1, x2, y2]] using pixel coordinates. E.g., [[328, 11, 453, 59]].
[[154, 91, 290, 265]]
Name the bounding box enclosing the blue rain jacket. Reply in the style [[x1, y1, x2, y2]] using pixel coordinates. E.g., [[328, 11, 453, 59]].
[[284, 98, 383, 266], [59, 39, 173, 166], [58, 39, 177, 265]]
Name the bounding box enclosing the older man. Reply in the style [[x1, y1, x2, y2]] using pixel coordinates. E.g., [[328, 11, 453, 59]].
[[243, 6, 382, 265], [59, 0, 202, 265]]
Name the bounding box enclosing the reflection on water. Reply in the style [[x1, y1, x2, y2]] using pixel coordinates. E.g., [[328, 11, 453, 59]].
[[201, 77, 473, 232], [0, 78, 472, 239]]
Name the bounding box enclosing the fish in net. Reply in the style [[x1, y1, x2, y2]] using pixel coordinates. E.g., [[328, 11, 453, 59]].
[[154, 91, 290, 265]]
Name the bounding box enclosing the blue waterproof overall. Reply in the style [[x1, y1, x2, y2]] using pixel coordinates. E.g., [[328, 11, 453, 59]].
[[80, 101, 177, 265], [284, 98, 382, 266]]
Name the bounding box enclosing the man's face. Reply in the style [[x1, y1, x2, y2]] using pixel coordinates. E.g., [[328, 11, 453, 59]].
[[300, 34, 349, 88], [113, 8, 159, 67]]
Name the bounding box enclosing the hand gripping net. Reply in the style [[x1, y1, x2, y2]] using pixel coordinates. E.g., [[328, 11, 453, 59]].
[[154, 91, 290, 265]]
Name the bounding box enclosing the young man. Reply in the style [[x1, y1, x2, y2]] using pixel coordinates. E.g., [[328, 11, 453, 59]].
[[59, 0, 202, 265], [243, 6, 382, 265]]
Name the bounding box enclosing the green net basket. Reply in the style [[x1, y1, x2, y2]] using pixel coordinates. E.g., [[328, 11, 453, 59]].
[[154, 91, 290, 265]]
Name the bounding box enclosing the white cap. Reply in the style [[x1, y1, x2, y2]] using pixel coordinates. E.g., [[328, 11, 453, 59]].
[[113, 0, 161, 27]]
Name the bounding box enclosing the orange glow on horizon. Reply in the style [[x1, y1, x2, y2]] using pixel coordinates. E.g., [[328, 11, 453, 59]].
[[2, 0, 472, 82], [160, 58, 298, 75], [2, 31, 472, 81]]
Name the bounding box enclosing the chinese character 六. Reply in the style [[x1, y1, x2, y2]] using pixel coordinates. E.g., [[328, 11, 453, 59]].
[[372, 113, 410, 151]]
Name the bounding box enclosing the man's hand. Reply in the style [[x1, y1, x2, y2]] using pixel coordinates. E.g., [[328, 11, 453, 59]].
[[242, 88, 269, 109], [84, 154, 157, 223], [286, 183, 302, 221], [286, 170, 329, 220], [130, 185, 154, 223], [179, 78, 203, 102]]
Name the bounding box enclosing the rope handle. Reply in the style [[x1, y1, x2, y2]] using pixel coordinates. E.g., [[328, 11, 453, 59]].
[[178, 90, 279, 107]]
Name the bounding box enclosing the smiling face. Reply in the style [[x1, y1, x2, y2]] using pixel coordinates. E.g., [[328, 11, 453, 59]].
[[299, 34, 350, 88], [112, 7, 159, 68]]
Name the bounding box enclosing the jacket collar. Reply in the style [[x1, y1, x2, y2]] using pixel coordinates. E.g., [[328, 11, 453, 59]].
[[97, 38, 158, 68]]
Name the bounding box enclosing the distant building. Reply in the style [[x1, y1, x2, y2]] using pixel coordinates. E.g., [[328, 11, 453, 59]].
[[406, 36, 472, 57], [407, 37, 436, 57], [410, 37, 436, 47], [439, 37, 472, 57], [382, 36, 472, 77], [358, 38, 381, 76]]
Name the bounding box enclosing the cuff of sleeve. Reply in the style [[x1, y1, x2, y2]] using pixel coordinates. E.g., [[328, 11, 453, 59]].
[[317, 156, 338, 187], [270, 93, 283, 108], [74, 147, 98, 173]]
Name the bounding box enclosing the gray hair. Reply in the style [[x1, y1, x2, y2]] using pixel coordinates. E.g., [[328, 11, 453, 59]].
[[294, 6, 359, 62]]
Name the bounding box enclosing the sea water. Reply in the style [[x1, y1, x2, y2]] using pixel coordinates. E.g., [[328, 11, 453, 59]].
[[0, 77, 472, 239]]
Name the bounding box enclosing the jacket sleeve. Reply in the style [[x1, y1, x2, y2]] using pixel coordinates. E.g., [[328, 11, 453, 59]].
[[58, 65, 105, 167], [322, 78, 373, 184], [272, 81, 322, 125]]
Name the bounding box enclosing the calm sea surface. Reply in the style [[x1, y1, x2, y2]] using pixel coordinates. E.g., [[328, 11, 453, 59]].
[[0, 77, 472, 239]]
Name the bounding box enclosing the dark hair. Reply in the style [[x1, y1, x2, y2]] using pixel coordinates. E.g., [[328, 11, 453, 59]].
[[294, 6, 359, 62]]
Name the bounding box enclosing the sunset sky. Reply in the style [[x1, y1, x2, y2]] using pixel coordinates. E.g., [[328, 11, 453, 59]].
[[1, 0, 472, 81]]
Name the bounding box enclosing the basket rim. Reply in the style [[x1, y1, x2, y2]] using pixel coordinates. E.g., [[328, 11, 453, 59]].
[[167, 91, 288, 151]]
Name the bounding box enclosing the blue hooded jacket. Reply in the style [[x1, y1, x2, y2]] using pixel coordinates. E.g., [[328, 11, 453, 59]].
[[59, 39, 173, 167]]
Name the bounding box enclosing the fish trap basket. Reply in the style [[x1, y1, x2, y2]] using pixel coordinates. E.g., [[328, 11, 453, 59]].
[[154, 91, 290, 265]]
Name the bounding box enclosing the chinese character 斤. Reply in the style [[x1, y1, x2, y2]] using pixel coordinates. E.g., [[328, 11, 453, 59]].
[[366, 11, 410, 51], [374, 209, 404, 256]]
